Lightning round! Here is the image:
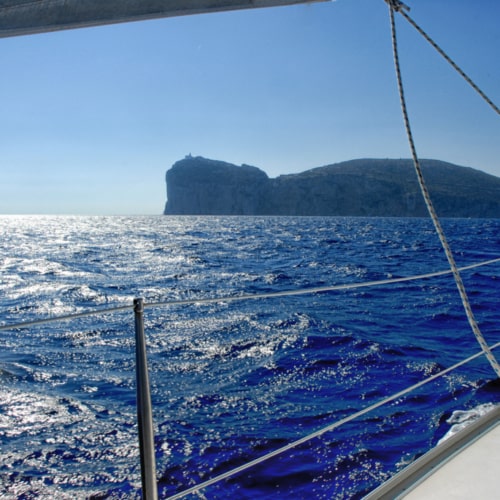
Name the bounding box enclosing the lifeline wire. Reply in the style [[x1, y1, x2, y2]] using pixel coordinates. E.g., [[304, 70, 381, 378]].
[[166, 340, 500, 500], [387, 1, 500, 378], [1, 257, 498, 331]]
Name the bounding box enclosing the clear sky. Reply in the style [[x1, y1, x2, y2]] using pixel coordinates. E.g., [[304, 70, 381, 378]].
[[1, 0, 499, 215]]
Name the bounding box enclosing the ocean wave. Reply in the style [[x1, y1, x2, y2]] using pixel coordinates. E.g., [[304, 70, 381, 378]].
[[1, 216, 499, 498]]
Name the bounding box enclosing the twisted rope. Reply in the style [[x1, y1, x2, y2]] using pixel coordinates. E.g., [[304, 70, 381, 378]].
[[387, 2, 500, 378], [398, 6, 500, 116]]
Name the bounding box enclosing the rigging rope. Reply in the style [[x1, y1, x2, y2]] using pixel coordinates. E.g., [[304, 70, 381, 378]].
[[397, 5, 500, 116], [386, 0, 500, 378]]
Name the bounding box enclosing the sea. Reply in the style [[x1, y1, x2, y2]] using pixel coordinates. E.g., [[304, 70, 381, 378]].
[[0, 215, 499, 499]]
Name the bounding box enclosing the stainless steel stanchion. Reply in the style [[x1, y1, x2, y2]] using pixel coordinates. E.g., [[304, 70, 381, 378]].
[[134, 298, 158, 500]]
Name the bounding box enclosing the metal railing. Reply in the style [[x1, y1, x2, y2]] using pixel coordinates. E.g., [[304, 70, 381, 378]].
[[1, 257, 499, 499]]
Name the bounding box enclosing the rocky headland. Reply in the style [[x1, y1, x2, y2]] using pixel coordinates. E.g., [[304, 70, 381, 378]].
[[164, 156, 500, 217]]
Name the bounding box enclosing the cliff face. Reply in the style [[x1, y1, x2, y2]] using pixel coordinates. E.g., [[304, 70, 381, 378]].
[[165, 157, 270, 215], [164, 156, 500, 217]]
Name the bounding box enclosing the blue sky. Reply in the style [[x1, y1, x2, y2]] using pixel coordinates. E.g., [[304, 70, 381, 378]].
[[1, 0, 499, 215]]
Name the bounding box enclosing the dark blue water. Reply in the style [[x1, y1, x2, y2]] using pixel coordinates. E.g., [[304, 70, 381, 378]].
[[0, 216, 499, 499]]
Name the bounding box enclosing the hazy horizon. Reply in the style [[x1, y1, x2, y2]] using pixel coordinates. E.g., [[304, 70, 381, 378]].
[[1, 0, 499, 215]]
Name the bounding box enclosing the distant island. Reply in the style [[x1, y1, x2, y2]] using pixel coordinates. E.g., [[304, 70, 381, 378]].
[[163, 156, 500, 218]]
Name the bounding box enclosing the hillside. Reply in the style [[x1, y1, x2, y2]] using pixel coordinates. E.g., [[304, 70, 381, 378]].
[[164, 157, 500, 217]]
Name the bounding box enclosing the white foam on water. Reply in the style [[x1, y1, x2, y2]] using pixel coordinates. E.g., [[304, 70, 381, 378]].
[[438, 403, 498, 444]]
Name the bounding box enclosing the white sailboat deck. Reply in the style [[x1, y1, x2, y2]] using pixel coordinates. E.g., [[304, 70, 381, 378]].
[[1, 2, 498, 499], [403, 420, 500, 499], [365, 405, 500, 499]]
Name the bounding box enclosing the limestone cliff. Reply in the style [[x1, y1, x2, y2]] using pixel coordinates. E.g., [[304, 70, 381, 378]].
[[164, 156, 500, 217], [164, 156, 270, 215]]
